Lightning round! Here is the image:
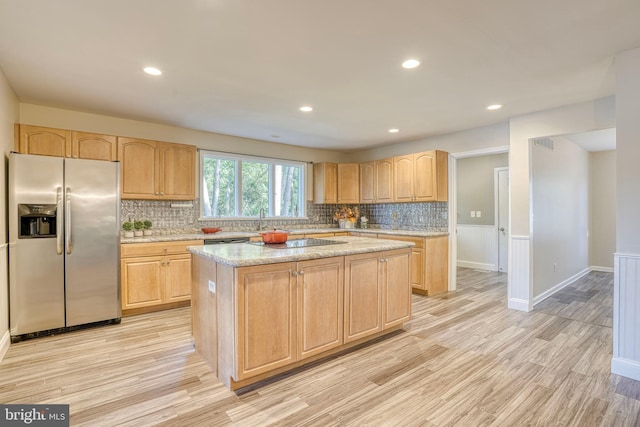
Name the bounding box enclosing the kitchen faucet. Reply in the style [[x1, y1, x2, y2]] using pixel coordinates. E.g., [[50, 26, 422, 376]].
[[258, 208, 265, 231]]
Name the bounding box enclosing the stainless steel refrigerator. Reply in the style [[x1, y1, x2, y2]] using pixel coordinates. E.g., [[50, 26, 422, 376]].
[[9, 153, 121, 341]]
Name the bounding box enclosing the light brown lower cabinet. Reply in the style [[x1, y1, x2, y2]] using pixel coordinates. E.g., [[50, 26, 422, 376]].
[[120, 240, 203, 315], [195, 247, 411, 390], [344, 249, 411, 343], [351, 233, 449, 296]]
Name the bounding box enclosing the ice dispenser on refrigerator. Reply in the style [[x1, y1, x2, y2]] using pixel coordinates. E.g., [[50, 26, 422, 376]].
[[18, 204, 57, 238]]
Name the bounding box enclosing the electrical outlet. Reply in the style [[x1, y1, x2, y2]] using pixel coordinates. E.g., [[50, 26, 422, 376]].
[[208, 280, 216, 294], [470, 211, 476, 218], [476, 211, 482, 218]]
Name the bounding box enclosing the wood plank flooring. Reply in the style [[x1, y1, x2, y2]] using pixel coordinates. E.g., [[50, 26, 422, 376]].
[[1, 268, 639, 426]]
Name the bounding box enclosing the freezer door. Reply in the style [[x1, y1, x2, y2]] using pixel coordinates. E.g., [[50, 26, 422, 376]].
[[9, 153, 65, 335], [64, 158, 121, 326]]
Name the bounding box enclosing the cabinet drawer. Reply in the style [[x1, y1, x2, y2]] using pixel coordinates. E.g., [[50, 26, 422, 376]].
[[121, 240, 204, 257]]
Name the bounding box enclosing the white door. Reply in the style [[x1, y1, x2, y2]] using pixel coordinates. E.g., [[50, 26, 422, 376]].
[[497, 168, 509, 273]]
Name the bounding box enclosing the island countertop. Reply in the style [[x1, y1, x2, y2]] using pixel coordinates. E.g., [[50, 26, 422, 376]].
[[121, 228, 448, 244], [187, 235, 414, 267]]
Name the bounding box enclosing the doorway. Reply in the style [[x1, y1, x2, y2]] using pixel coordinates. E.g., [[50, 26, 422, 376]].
[[495, 167, 509, 273]]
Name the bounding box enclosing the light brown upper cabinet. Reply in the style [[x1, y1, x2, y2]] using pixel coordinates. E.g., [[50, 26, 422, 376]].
[[313, 162, 337, 204], [17, 125, 118, 161], [360, 158, 393, 204], [71, 131, 117, 161], [393, 150, 448, 202], [17, 125, 71, 157], [337, 163, 360, 204], [118, 137, 196, 200]]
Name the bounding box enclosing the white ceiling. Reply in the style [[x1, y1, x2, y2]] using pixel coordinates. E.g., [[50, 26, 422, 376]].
[[564, 128, 616, 152], [1, 1, 639, 152]]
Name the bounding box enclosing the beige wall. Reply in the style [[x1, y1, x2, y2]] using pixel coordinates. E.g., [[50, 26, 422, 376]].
[[19, 103, 350, 201], [589, 150, 616, 268], [457, 153, 508, 226], [0, 67, 19, 356]]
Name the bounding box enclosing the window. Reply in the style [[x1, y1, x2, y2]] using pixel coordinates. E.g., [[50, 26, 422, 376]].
[[200, 151, 305, 219]]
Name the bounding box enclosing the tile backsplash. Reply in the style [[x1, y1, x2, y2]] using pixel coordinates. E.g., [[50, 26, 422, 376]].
[[121, 199, 448, 233]]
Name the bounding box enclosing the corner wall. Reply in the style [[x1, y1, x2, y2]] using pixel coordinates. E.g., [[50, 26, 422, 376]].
[[613, 47, 640, 381], [0, 67, 19, 359], [507, 96, 615, 311], [589, 150, 616, 270]]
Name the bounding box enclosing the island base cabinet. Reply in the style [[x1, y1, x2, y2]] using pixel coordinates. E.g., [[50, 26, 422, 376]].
[[297, 258, 344, 360], [382, 250, 412, 328], [234, 258, 345, 381], [344, 253, 382, 343], [236, 263, 297, 380], [198, 246, 412, 390]]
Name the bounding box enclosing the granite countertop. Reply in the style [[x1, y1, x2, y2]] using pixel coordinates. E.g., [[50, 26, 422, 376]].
[[120, 227, 448, 244], [187, 236, 415, 267]]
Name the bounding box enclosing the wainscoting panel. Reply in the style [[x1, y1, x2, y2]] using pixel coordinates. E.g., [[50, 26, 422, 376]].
[[508, 236, 531, 312], [612, 252, 640, 381], [456, 225, 498, 271]]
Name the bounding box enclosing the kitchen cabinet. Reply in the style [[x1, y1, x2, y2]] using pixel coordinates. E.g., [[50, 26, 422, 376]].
[[377, 234, 448, 296], [71, 131, 117, 161], [118, 137, 196, 200], [344, 248, 411, 343], [193, 241, 412, 390], [337, 163, 360, 203], [313, 162, 337, 204], [235, 257, 344, 380], [17, 125, 71, 157], [360, 158, 393, 204], [17, 125, 118, 161], [393, 150, 448, 202], [120, 240, 203, 315]]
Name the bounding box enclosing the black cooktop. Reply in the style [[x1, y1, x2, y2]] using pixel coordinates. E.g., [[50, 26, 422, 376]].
[[247, 238, 347, 249]]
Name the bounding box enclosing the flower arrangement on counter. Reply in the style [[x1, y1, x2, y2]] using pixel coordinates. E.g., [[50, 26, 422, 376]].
[[333, 206, 360, 223]]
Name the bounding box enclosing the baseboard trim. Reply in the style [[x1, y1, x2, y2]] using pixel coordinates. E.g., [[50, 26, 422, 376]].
[[533, 268, 590, 306], [508, 298, 531, 312], [590, 265, 614, 273], [0, 330, 10, 362], [612, 356, 640, 381], [457, 260, 496, 271]]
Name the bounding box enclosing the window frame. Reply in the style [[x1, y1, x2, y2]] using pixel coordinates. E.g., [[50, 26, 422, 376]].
[[199, 150, 306, 220]]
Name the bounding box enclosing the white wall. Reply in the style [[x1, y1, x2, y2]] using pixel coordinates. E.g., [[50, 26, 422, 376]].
[[612, 47, 640, 381], [457, 153, 508, 226], [0, 67, 19, 359], [531, 137, 589, 300], [589, 150, 616, 270]]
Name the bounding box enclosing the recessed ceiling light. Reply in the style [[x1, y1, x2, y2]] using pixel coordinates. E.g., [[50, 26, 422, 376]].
[[487, 104, 502, 110], [402, 59, 420, 69], [143, 66, 162, 76], [299, 106, 313, 112], [389, 128, 399, 133]]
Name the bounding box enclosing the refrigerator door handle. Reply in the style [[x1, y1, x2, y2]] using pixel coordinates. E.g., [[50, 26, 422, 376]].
[[65, 187, 72, 255], [56, 187, 63, 255]]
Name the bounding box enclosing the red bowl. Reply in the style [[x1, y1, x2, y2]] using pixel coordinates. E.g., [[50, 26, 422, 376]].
[[260, 229, 290, 244], [201, 227, 222, 234]]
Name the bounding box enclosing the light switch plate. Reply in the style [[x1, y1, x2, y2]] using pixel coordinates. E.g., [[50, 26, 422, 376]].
[[476, 211, 482, 218], [470, 211, 476, 218], [208, 280, 216, 294]]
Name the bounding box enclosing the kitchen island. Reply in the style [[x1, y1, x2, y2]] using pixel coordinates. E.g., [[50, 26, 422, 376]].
[[188, 236, 413, 391]]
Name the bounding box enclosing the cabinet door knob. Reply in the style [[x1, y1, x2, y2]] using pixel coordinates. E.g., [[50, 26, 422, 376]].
[[299, 270, 304, 275], [291, 270, 298, 277], [160, 192, 165, 195]]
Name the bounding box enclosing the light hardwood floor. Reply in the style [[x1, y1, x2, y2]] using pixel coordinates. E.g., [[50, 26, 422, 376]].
[[1, 268, 639, 426]]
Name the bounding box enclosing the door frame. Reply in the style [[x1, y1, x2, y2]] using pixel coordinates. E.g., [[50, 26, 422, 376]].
[[449, 146, 509, 291], [494, 166, 509, 273]]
